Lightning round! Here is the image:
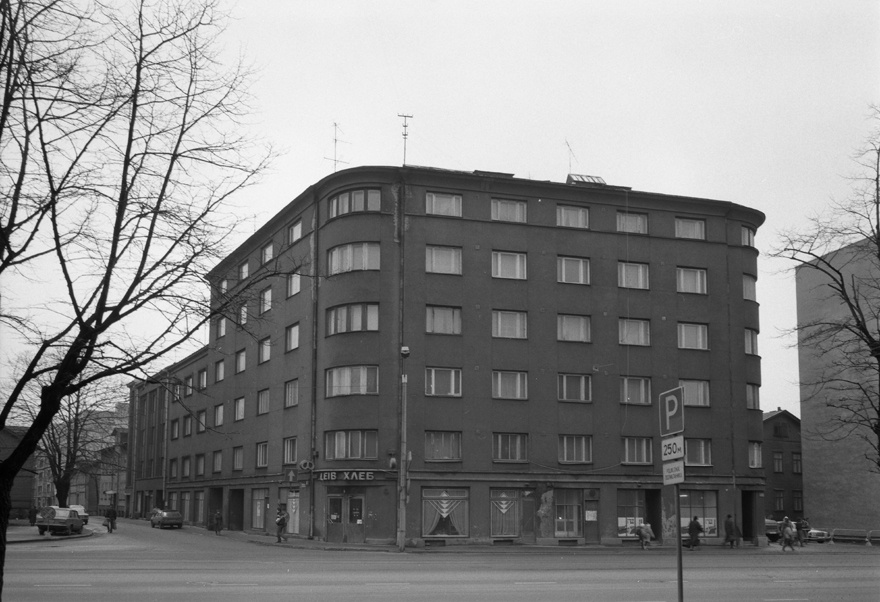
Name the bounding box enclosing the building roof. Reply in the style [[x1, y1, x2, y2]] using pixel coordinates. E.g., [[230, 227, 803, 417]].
[[763, 408, 800, 425]]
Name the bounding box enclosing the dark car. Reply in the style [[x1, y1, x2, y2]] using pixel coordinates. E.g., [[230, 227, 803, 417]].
[[36, 506, 85, 536], [150, 510, 184, 529]]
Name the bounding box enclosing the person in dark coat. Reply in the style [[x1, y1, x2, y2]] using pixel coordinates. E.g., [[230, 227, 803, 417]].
[[106, 507, 118, 533], [687, 516, 704, 550], [724, 514, 737, 548], [212, 510, 222, 535], [275, 505, 289, 543], [28, 506, 38, 527]]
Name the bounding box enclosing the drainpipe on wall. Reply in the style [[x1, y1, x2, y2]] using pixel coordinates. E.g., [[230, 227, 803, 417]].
[[308, 189, 320, 540]]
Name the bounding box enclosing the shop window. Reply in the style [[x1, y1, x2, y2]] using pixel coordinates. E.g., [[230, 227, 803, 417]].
[[422, 488, 468, 537]]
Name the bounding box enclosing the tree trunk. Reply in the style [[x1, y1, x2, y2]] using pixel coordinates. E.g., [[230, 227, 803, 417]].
[[0, 476, 13, 596], [54, 479, 70, 508]]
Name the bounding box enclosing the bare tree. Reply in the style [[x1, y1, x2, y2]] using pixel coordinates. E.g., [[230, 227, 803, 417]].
[[16, 374, 126, 508], [773, 105, 880, 474], [0, 0, 285, 590]]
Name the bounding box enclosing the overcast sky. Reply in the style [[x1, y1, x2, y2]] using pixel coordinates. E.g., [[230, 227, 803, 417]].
[[219, 0, 879, 417]]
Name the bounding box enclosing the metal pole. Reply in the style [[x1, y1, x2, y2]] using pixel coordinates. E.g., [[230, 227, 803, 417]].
[[396, 373, 408, 551], [676, 482, 684, 602]]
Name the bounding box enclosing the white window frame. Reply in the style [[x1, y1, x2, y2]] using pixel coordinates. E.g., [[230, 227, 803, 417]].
[[287, 272, 301, 297], [426, 306, 461, 334], [685, 439, 712, 466], [742, 226, 756, 247], [492, 310, 528, 339], [283, 437, 297, 464], [619, 319, 650, 346], [491, 198, 527, 222], [492, 251, 527, 280], [238, 261, 249, 280], [623, 437, 653, 465], [746, 383, 760, 410], [256, 442, 269, 468], [258, 337, 271, 363], [285, 323, 300, 351], [678, 323, 709, 350], [288, 220, 302, 244], [426, 192, 462, 217], [425, 431, 462, 461], [325, 365, 379, 397], [425, 245, 462, 275], [557, 205, 589, 229], [557, 256, 590, 285], [492, 371, 528, 400], [213, 450, 222, 473], [680, 379, 710, 407], [217, 316, 226, 338], [257, 389, 270, 415], [743, 274, 757, 301], [261, 242, 274, 265], [748, 441, 762, 468], [676, 267, 707, 294], [559, 435, 592, 463], [214, 404, 224, 427], [745, 329, 759, 355], [196, 409, 206, 433], [284, 379, 299, 408], [618, 262, 650, 289], [425, 367, 462, 397], [232, 446, 243, 471], [328, 242, 380, 275], [620, 376, 651, 405], [259, 287, 272, 314], [327, 304, 379, 335], [493, 433, 528, 462], [214, 360, 224, 383], [557, 373, 592, 402], [239, 304, 248, 325], [557, 314, 591, 342], [324, 430, 378, 460], [234, 397, 245, 421], [616, 212, 648, 234], [675, 218, 706, 240]]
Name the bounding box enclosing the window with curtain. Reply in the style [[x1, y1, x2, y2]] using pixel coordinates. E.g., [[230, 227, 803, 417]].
[[557, 256, 590, 284], [422, 489, 468, 537], [426, 306, 461, 334], [618, 262, 649, 289], [677, 267, 707, 294], [425, 245, 462, 274], [492, 251, 527, 279], [490, 489, 521, 537], [492, 310, 527, 339], [620, 376, 651, 405], [491, 199, 527, 222], [675, 217, 706, 240], [325, 365, 379, 396]]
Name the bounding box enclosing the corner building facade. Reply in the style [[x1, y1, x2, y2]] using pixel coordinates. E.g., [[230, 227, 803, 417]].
[[128, 165, 766, 546]]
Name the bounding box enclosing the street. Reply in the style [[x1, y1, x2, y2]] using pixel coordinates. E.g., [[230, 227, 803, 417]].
[[5, 520, 880, 601]]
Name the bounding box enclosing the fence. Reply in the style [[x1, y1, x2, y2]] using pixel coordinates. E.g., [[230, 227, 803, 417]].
[[828, 528, 880, 545]]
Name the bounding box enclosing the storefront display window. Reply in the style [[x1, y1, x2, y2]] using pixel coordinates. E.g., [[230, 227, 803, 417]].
[[679, 490, 718, 536], [617, 489, 646, 537], [422, 489, 468, 537]]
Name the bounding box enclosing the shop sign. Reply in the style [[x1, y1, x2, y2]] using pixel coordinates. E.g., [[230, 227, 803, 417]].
[[316, 470, 375, 482]]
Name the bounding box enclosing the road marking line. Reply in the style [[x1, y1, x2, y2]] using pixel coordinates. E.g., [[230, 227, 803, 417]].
[[35, 584, 92, 587], [515, 581, 557, 585]]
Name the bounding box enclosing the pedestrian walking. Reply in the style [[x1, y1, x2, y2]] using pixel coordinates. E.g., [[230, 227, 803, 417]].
[[28, 506, 38, 527], [275, 504, 289, 543], [106, 507, 118, 533], [212, 510, 223, 535], [781, 517, 796, 551], [724, 514, 737, 549], [687, 516, 704, 550], [801, 517, 811, 546], [634, 522, 654, 549]]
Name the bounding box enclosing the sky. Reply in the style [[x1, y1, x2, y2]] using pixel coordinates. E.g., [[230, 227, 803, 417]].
[[216, 0, 880, 418], [2, 1, 878, 418]]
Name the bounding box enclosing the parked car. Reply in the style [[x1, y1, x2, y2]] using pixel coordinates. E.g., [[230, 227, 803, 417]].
[[36, 506, 85, 536], [68, 504, 89, 524], [806, 527, 829, 543], [765, 519, 781, 542], [150, 510, 183, 529]]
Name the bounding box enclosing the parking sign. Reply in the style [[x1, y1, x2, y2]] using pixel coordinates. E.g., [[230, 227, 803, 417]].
[[659, 387, 684, 437]]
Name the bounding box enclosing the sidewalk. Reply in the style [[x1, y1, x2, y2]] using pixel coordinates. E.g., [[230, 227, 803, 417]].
[[7, 519, 878, 555]]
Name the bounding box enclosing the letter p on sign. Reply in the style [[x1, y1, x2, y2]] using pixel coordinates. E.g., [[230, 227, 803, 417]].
[[659, 387, 684, 437]]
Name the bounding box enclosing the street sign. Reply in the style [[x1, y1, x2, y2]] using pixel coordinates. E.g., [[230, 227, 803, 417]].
[[661, 435, 685, 461], [663, 459, 685, 485], [659, 386, 684, 437]]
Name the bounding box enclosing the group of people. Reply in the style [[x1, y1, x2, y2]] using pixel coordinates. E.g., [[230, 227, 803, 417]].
[[208, 505, 289, 542], [778, 516, 811, 551], [633, 514, 741, 551]]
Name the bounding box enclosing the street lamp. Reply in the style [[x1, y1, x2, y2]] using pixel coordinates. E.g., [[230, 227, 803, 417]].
[[396, 346, 410, 551]]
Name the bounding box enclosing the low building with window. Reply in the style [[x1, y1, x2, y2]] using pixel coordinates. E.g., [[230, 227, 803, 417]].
[[761, 409, 803, 522], [128, 165, 765, 546]]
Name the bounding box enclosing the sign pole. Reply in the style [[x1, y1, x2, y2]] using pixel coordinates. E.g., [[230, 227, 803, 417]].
[[675, 482, 684, 602]]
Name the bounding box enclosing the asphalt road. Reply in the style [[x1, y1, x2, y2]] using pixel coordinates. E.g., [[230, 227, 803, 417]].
[[5, 520, 880, 602]]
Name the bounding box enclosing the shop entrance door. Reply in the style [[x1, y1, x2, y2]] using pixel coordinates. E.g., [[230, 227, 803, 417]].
[[327, 495, 365, 543]]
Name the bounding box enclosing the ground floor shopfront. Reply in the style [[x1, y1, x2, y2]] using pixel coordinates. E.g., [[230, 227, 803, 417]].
[[130, 473, 765, 547]]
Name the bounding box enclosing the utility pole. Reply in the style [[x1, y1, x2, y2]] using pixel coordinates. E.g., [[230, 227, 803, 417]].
[[398, 114, 412, 165]]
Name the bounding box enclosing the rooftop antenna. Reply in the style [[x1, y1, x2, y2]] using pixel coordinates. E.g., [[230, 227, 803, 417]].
[[398, 113, 413, 165], [324, 122, 349, 172], [565, 139, 578, 174]]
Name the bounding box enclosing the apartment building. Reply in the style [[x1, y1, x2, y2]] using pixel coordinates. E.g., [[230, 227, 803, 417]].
[[128, 165, 765, 546]]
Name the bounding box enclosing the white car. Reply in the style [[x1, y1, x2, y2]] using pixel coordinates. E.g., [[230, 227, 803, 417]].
[[68, 505, 89, 525]]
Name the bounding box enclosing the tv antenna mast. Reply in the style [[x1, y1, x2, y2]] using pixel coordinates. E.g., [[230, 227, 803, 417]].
[[398, 113, 413, 165], [324, 122, 349, 172], [565, 139, 578, 173]]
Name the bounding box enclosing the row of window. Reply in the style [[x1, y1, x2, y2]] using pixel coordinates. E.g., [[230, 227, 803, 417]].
[[167, 433, 764, 471], [772, 451, 803, 474]]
